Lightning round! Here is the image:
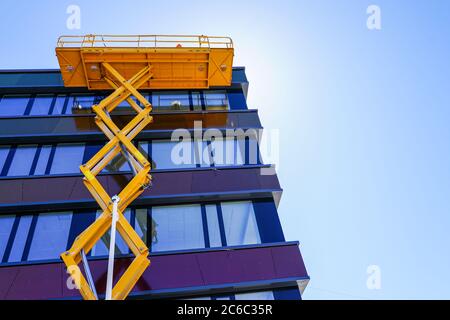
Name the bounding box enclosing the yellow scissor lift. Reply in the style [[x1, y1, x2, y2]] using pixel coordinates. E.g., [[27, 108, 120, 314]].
[[56, 35, 234, 300]]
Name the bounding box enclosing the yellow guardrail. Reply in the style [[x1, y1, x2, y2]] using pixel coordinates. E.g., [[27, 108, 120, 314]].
[[57, 34, 233, 49]]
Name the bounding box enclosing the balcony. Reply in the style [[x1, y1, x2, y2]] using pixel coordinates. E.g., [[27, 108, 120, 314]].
[[0, 166, 282, 213], [0, 242, 308, 300]]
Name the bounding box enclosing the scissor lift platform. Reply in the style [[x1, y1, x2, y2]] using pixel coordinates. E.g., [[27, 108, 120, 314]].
[[56, 34, 234, 90], [57, 34, 234, 300]]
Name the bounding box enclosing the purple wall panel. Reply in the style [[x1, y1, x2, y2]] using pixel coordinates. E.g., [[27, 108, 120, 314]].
[[0, 267, 19, 298], [0, 264, 65, 300], [195, 248, 276, 284], [0, 244, 307, 300], [272, 245, 308, 278], [142, 171, 194, 196], [0, 180, 22, 204], [0, 168, 281, 209]]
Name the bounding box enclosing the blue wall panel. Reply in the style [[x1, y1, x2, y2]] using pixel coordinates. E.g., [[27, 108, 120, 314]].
[[273, 287, 302, 300], [227, 92, 248, 110], [253, 199, 285, 243]]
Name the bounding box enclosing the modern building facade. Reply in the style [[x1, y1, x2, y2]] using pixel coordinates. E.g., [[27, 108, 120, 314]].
[[0, 67, 309, 300]]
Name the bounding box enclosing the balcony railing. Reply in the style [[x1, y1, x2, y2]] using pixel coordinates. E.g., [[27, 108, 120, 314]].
[[57, 34, 234, 49]]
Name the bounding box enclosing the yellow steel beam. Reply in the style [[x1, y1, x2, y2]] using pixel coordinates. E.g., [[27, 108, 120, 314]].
[[61, 63, 153, 300]]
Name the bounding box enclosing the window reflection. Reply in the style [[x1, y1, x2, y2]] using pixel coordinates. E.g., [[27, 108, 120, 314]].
[[0, 90, 233, 117], [91, 209, 132, 256], [152, 92, 190, 112], [183, 290, 276, 301], [70, 95, 96, 114], [102, 141, 150, 173], [103, 153, 131, 173], [51, 95, 68, 115], [191, 92, 202, 110], [183, 296, 212, 300], [205, 91, 229, 110], [0, 137, 259, 177], [0, 215, 15, 261], [151, 140, 196, 169], [194, 140, 212, 167], [113, 96, 141, 114], [221, 201, 261, 246], [7, 145, 37, 176], [7, 215, 33, 263], [50, 143, 84, 174], [134, 208, 149, 244], [210, 138, 244, 167], [0, 199, 266, 263], [205, 204, 222, 248], [0, 146, 10, 174], [34, 145, 52, 175], [28, 212, 72, 261], [151, 204, 204, 252], [0, 95, 30, 116], [30, 94, 53, 116]]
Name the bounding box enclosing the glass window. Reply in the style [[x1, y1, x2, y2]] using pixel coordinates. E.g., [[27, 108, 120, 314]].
[[50, 143, 84, 174], [0, 215, 15, 261], [215, 296, 233, 300], [138, 141, 150, 160], [205, 204, 222, 248], [8, 215, 33, 263], [135, 208, 148, 244], [151, 140, 195, 170], [191, 92, 202, 110], [184, 296, 211, 300], [91, 209, 132, 257], [248, 137, 260, 165], [34, 145, 52, 175], [28, 212, 72, 261], [205, 91, 229, 110], [7, 145, 37, 176], [194, 140, 212, 167], [210, 138, 244, 167], [103, 153, 131, 173], [235, 291, 275, 300], [113, 96, 141, 113], [220, 201, 261, 246], [72, 95, 96, 110], [51, 95, 68, 115], [29, 94, 53, 115], [0, 146, 10, 173], [61, 95, 77, 114], [153, 92, 190, 112], [0, 95, 30, 116], [102, 141, 150, 173], [64, 96, 75, 115], [151, 204, 204, 252]]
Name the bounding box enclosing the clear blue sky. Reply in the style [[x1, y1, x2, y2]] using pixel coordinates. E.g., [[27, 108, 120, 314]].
[[1, 0, 449, 299]]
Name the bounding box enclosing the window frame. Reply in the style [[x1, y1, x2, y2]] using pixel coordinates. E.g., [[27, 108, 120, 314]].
[[0, 199, 269, 265]]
